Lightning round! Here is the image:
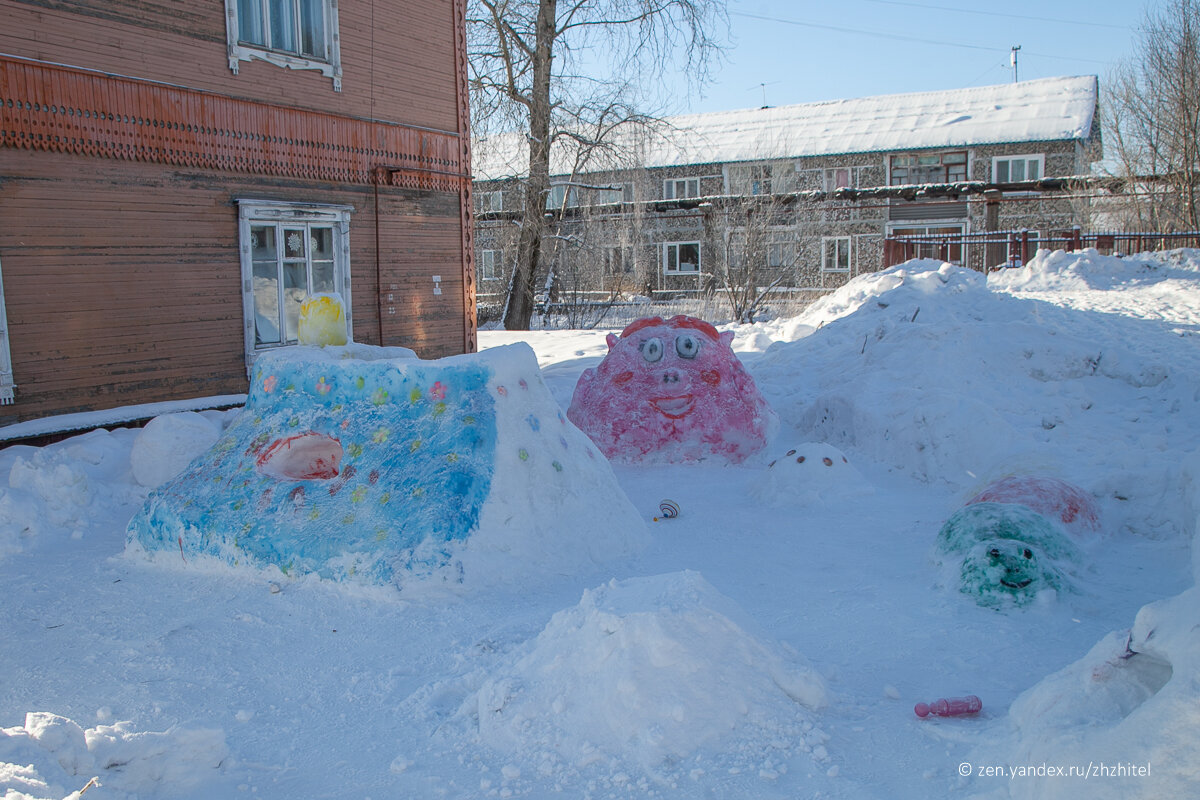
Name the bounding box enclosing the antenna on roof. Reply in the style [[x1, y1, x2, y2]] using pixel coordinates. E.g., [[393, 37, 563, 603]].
[[1011, 45, 1021, 83], [748, 81, 780, 109]]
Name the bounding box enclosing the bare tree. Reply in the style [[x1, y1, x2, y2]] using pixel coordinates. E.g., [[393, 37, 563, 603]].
[[467, 0, 727, 330], [1103, 0, 1200, 231], [706, 195, 798, 324]]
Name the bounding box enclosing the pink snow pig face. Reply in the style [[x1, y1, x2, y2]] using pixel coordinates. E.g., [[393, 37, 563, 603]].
[[567, 315, 776, 463]]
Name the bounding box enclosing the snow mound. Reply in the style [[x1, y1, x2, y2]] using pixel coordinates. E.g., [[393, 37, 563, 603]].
[[1, 431, 138, 560], [754, 258, 1190, 488], [407, 572, 828, 790], [127, 343, 645, 591], [0, 712, 225, 799], [753, 441, 874, 505], [129, 411, 222, 488], [989, 247, 1200, 293]]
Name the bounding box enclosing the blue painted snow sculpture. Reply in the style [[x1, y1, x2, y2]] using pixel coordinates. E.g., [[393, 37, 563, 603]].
[[127, 343, 644, 588], [935, 502, 1081, 608]]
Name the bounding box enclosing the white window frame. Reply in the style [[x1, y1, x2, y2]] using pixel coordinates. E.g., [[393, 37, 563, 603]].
[[237, 199, 353, 373], [766, 235, 794, 269], [662, 241, 702, 275], [224, 0, 344, 91], [0, 256, 14, 404], [992, 154, 1045, 183], [479, 249, 500, 281], [821, 236, 852, 273], [478, 191, 503, 213], [663, 178, 700, 200], [546, 183, 579, 210]]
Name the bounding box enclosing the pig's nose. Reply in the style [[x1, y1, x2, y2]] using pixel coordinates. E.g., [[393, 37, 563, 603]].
[[662, 370, 680, 384]]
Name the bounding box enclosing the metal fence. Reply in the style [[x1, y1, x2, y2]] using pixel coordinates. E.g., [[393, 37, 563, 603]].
[[883, 230, 1200, 271], [477, 288, 830, 330]]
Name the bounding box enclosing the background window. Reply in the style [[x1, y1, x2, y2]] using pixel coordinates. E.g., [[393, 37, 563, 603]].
[[663, 242, 701, 274], [750, 165, 772, 195], [824, 167, 853, 191], [480, 249, 500, 281], [890, 151, 967, 185], [478, 191, 503, 213], [993, 154, 1044, 183], [664, 178, 700, 200], [822, 236, 852, 272]]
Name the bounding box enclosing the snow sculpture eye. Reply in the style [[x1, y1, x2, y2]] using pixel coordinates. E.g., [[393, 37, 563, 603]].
[[641, 337, 664, 363], [675, 333, 700, 359], [1023, 548, 1033, 560]]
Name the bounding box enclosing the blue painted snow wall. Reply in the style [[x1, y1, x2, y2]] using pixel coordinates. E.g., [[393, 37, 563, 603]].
[[127, 346, 498, 584]]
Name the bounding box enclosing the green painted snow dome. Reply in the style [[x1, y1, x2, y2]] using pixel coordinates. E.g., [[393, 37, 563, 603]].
[[936, 502, 1080, 607]]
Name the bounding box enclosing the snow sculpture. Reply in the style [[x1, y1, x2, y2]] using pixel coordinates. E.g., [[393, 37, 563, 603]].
[[297, 293, 348, 346], [935, 502, 1081, 607], [753, 441, 873, 505], [965, 475, 1100, 538], [566, 315, 776, 463], [127, 343, 644, 587]]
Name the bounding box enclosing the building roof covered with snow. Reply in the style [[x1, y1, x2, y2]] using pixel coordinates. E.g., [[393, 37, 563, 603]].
[[473, 75, 1099, 181]]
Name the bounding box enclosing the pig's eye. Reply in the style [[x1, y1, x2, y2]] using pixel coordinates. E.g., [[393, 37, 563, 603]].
[[640, 337, 664, 363], [675, 334, 700, 359]]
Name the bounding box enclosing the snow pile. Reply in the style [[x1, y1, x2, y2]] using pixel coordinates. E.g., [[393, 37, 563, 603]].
[[752, 259, 1196, 500], [127, 343, 645, 590], [0, 431, 138, 560], [129, 412, 223, 488], [0, 712, 225, 800], [403, 572, 828, 792]]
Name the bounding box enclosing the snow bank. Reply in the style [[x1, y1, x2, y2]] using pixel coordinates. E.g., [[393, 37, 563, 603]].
[[0, 712, 225, 800], [129, 411, 223, 488], [127, 343, 645, 590], [0, 430, 138, 561], [402, 572, 829, 792], [753, 259, 1194, 499]]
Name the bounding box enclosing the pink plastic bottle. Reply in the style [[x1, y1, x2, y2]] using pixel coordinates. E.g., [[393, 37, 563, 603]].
[[914, 695, 982, 718]]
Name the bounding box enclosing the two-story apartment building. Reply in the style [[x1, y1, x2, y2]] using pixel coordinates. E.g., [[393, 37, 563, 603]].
[[0, 0, 476, 432], [472, 75, 1100, 318]]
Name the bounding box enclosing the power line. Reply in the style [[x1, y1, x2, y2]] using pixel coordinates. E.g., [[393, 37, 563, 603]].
[[856, 0, 1127, 30], [729, 11, 1113, 66]]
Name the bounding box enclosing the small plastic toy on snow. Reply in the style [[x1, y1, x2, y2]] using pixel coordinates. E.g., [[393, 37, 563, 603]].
[[914, 695, 982, 718]]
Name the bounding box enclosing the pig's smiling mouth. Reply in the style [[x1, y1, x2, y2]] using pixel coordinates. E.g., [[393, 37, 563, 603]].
[[651, 395, 695, 419]]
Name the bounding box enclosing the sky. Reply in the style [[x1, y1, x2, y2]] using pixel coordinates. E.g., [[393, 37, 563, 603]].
[[660, 0, 1148, 115]]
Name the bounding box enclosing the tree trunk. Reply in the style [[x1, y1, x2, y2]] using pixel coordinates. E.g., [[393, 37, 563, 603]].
[[502, 0, 557, 330]]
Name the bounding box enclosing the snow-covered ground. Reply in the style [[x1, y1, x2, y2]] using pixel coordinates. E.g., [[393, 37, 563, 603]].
[[3, 248, 1199, 799]]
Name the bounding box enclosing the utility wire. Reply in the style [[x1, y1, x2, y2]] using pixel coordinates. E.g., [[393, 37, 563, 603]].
[[855, 0, 1127, 30], [730, 11, 1113, 65]]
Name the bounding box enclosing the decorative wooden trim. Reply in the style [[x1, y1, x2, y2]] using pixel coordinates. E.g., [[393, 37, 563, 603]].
[[452, 0, 477, 353], [0, 54, 465, 189]]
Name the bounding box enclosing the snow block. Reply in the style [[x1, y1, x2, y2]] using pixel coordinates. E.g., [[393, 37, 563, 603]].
[[126, 343, 644, 588], [935, 502, 1081, 607], [966, 475, 1101, 538], [567, 316, 777, 463]]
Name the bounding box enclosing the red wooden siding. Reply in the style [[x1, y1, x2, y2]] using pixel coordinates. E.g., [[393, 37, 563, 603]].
[[0, 55, 465, 190]]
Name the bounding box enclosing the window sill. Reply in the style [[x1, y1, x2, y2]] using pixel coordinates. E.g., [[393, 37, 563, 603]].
[[228, 42, 342, 91]]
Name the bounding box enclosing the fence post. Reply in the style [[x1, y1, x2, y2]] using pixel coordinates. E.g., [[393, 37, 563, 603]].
[[1070, 225, 1082, 252], [1020, 229, 1030, 265]]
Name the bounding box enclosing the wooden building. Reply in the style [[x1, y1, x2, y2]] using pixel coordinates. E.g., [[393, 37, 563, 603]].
[[0, 0, 477, 432]]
